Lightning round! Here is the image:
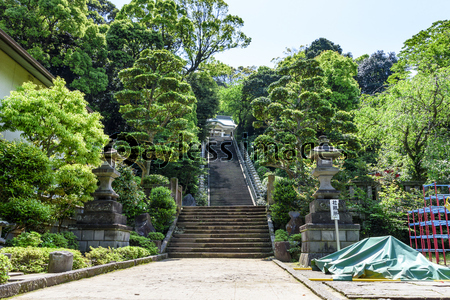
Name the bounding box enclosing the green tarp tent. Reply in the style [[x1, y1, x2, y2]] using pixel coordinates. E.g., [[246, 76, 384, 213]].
[[311, 236, 450, 281]]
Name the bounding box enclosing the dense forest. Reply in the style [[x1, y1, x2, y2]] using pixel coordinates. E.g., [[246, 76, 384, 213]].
[[1, 0, 450, 242]]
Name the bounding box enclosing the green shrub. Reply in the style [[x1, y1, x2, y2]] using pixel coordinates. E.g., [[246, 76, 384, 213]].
[[0, 247, 88, 273], [148, 187, 177, 233], [112, 164, 147, 226], [85, 247, 122, 266], [0, 254, 12, 284], [114, 246, 150, 261], [270, 178, 301, 229], [12, 231, 42, 247], [129, 232, 159, 255], [62, 231, 79, 250], [40, 233, 68, 248], [147, 232, 165, 241], [274, 229, 289, 242], [143, 174, 169, 186]]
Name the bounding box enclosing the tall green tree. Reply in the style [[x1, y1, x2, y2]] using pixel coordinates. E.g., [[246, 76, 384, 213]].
[[115, 49, 197, 179], [356, 68, 450, 181], [0, 78, 108, 228], [304, 38, 343, 59], [315, 50, 360, 111], [177, 0, 251, 74], [357, 51, 397, 95], [187, 71, 220, 141], [0, 0, 109, 98], [251, 59, 334, 180], [391, 20, 450, 79]]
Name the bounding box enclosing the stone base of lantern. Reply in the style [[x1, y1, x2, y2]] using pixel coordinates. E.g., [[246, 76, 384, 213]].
[[73, 200, 131, 253], [299, 223, 360, 267], [72, 224, 131, 253]]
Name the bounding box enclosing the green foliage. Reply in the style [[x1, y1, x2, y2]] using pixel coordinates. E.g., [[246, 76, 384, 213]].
[[251, 58, 336, 180], [61, 232, 79, 250], [356, 67, 450, 181], [148, 187, 177, 233], [270, 178, 301, 229], [0, 198, 55, 233], [86, 247, 122, 266], [178, 0, 252, 74], [0, 255, 12, 284], [40, 233, 69, 249], [187, 71, 220, 140], [142, 174, 170, 186], [11, 231, 42, 248], [195, 191, 208, 206], [129, 232, 159, 254], [356, 51, 397, 95], [0, 0, 109, 97], [0, 78, 108, 230], [86, 245, 152, 266], [113, 164, 147, 226], [0, 247, 88, 274], [0, 140, 55, 231], [274, 229, 289, 242], [114, 246, 151, 261], [315, 50, 360, 111], [304, 38, 343, 59], [115, 49, 197, 179], [147, 232, 165, 241]]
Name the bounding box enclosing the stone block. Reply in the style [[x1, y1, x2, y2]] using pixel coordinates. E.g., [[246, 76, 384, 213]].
[[79, 241, 88, 252], [286, 211, 304, 235], [48, 251, 74, 273], [347, 230, 360, 242], [99, 241, 115, 248], [82, 230, 94, 241], [84, 200, 123, 213], [104, 230, 121, 241], [87, 241, 99, 249], [322, 231, 335, 241], [274, 241, 291, 262], [305, 212, 353, 224], [94, 230, 105, 241], [134, 213, 155, 237], [339, 231, 346, 242], [77, 213, 127, 225], [71, 230, 81, 240]]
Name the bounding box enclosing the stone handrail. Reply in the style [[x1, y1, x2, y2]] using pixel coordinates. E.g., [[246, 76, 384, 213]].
[[239, 142, 265, 202]]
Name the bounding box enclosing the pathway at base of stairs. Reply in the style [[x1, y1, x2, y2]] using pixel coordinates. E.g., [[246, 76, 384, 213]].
[[11, 258, 321, 300]]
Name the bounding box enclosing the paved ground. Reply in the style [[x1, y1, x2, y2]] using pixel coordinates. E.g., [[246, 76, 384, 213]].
[[11, 259, 321, 300]]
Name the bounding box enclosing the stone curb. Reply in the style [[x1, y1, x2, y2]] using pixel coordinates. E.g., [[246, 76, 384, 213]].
[[0, 253, 168, 299], [272, 259, 344, 300]]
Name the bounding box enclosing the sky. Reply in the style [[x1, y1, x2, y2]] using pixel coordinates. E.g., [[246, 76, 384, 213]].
[[109, 0, 450, 68]]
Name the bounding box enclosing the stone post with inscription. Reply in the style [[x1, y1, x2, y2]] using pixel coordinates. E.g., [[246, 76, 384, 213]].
[[72, 145, 131, 252], [299, 136, 360, 267]]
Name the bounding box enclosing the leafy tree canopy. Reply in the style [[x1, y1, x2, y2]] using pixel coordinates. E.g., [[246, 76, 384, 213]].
[[304, 37, 343, 59], [357, 50, 397, 95], [115, 49, 197, 178], [356, 68, 450, 181]]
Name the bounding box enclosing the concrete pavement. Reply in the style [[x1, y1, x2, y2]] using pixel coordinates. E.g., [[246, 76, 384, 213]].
[[10, 258, 321, 300]]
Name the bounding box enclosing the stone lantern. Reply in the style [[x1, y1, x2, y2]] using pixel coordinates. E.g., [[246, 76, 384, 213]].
[[72, 144, 131, 252], [298, 136, 360, 267]]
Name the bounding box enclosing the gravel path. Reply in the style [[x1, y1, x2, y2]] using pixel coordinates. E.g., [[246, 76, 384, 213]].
[[12, 258, 321, 300]]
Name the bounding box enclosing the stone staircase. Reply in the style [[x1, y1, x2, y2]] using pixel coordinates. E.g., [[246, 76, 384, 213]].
[[167, 206, 272, 258], [208, 138, 253, 206]]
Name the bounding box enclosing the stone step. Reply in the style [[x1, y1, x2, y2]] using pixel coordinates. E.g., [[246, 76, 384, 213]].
[[177, 225, 269, 230], [181, 206, 264, 211], [167, 247, 273, 253], [180, 210, 266, 216], [168, 242, 272, 248], [177, 228, 269, 234], [169, 237, 271, 243], [178, 217, 266, 223], [168, 252, 272, 259], [172, 232, 269, 238]]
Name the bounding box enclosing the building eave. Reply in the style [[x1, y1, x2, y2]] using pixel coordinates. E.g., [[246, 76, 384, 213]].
[[0, 29, 55, 87]]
